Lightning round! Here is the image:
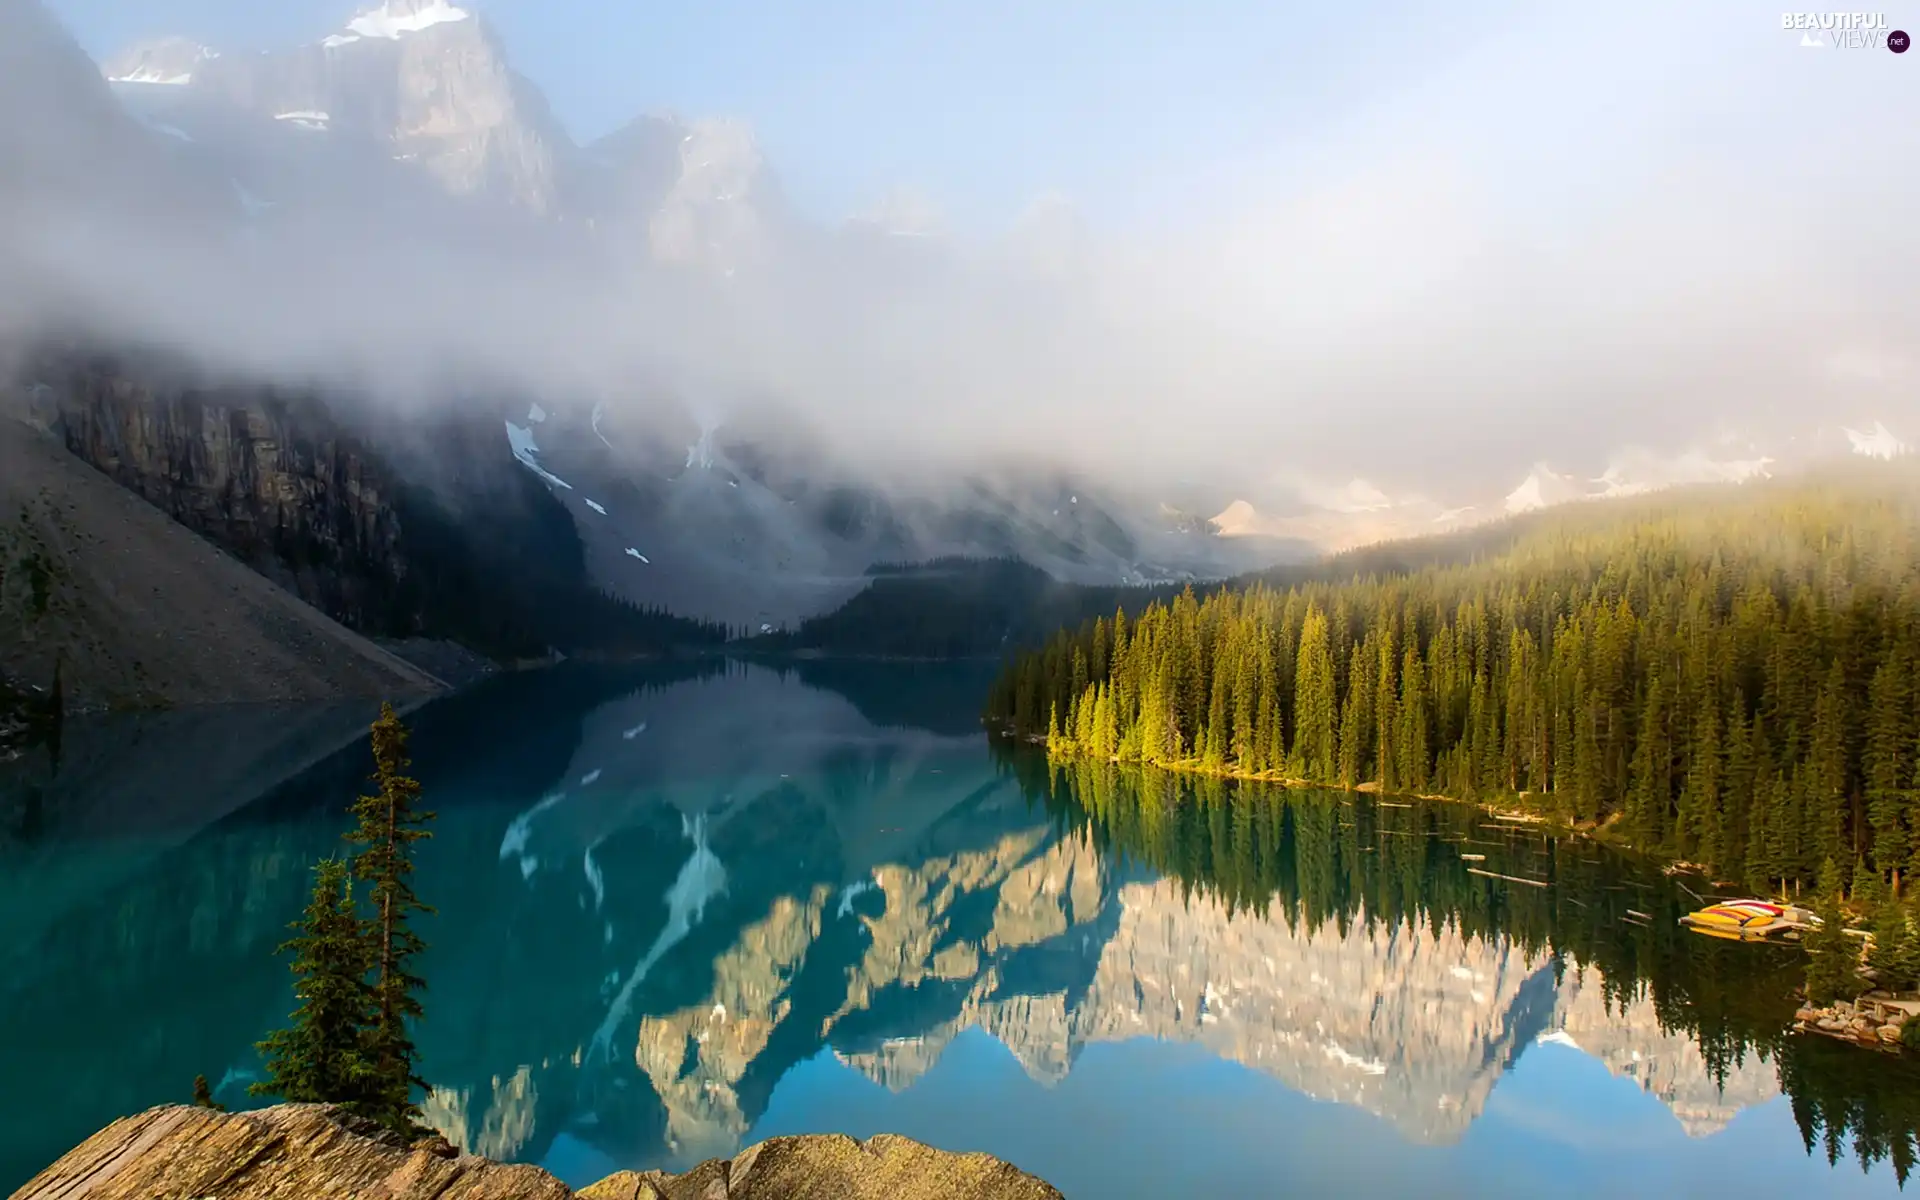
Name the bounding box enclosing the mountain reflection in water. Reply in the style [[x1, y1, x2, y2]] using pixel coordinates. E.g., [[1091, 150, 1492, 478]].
[[3, 660, 1919, 1198]]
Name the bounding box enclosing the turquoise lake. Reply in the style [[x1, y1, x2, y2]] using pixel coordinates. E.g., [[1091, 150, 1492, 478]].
[[4, 659, 1919, 1197]]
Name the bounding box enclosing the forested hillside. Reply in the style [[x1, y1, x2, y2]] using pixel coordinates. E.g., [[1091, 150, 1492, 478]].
[[986, 466, 1920, 891], [753, 557, 1178, 657]]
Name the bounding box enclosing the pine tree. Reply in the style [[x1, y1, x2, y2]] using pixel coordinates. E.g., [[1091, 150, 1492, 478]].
[[345, 703, 437, 1132], [1292, 604, 1337, 781], [1804, 856, 1863, 1007], [1869, 894, 1920, 993], [1867, 654, 1914, 888], [251, 858, 379, 1110], [192, 1074, 225, 1112]]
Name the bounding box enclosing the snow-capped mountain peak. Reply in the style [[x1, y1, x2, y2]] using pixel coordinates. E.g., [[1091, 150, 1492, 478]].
[[102, 37, 217, 86], [1590, 450, 1774, 499], [1503, 465, 1582, 515], [1844, 420, 1910, 461], [1211, 499, 1259, 536], [340, 0, 472, 42]]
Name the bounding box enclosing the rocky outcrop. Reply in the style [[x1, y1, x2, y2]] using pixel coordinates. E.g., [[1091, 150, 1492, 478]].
[[10, 1104, 569, 1200], [1793, 995, 1920, 1049], [7, 1104, 1060, 1200], [18, 352, 412, 635], [579, 1134, 1062, 1200], [173, 1, 573, 214], [0, 394, 439, 712]]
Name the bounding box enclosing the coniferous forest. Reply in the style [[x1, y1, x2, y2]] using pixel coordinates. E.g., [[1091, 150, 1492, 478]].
[[985, 465, 1920, 893]]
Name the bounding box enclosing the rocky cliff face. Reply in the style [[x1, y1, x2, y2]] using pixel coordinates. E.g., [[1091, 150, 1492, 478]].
[[0, 386, 438, 715], [147, 0, 573, 214], [9, 1103, 1061, 1200], [19, 349, 410, 632]]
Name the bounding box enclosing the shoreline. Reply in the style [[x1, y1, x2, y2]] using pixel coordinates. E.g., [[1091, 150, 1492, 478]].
[[991, 725, 1751, 887]]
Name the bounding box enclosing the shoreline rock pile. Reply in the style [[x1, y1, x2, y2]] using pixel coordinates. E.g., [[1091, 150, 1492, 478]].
[[1794, 994, 1920, 1049]]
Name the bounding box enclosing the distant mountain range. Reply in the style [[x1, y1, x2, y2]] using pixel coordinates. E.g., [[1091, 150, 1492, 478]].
[[1210, 420, 1911, 553]]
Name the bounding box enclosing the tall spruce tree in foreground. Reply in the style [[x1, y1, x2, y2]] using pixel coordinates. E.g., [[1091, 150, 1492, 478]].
[[346, 702, 436, 1132], [251, 858, 379, 1109]]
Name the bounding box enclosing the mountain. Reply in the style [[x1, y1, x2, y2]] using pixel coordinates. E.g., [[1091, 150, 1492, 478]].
[[6, 346, 728, 663], [504, 399, 1297, 630], [12, 1, 1295, 639], [1845, 419, 1911, 461], [0, 385, 439, 709], [578, 115, 784, 272], [0, 0, 227, 235], [110, 1, 573, 214], [1502, 463, 1585, 515], [101, 36, 215, 86], [1206, 422, 1902, 555]]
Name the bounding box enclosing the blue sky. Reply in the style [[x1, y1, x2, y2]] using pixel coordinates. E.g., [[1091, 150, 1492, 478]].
[[46, 0, 1527, 230]]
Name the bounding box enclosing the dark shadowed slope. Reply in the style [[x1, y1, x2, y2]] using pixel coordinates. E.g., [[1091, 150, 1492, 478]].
[[0, 402, 441, 710]]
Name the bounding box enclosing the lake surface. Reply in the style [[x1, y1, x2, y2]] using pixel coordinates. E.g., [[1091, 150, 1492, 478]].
[[5, 659, 1920, 1197]]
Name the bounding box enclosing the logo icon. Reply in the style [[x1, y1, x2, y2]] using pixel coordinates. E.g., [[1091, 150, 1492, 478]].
[[1891, 28, 1911, 50], [1801, 30, 1825, 45]]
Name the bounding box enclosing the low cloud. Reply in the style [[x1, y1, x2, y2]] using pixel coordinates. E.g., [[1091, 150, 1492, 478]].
[[2, 0, 1914, 509]]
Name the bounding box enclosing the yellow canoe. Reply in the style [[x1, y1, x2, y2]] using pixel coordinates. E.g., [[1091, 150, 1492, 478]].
[[1679, 899, 1821, 940]]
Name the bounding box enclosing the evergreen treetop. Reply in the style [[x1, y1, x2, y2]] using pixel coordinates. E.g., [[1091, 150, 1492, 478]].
[[345, 702, 436, 1132], [250, 857, 380, 1112]]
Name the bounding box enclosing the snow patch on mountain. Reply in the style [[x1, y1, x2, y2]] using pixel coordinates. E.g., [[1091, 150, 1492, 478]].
[[504, 420, 574, 490], [345, 0, 471, 40], [1323, 1041, 1388, 1076], [584, 499, 607, 515], [105, 39, 217, 86], [589, 813, 726, 1064], [1591, 450, 1774, 498], [686, 420, 718, 470], [1301, 478, 1395, 515], [1504, 465, 1583, 515], [110, 67, 193, 85], [1845, 421, 1910, 460], [1210, 499, 1259, 537]]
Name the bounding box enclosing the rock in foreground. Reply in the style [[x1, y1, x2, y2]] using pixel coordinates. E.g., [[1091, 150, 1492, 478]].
[[9, 1104, 1063, 1200]]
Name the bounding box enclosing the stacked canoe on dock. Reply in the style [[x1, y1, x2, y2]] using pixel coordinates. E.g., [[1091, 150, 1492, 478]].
[[1679, 899, 1822, 941]]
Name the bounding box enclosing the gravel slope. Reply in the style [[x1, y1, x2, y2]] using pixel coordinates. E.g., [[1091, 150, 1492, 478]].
[[0, 409, 443, 709]]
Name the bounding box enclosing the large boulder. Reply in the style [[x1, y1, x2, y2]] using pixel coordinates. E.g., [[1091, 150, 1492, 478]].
[[8, 1104, 1064, 1200]]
